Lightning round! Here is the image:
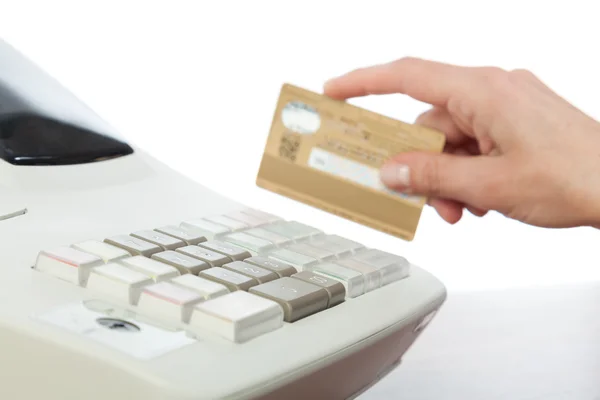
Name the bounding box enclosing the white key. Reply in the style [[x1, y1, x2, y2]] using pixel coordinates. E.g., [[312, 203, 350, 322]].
[[240, 208, 282, 223], [71, 240, 131, 263], [86, 263, 153, 305], [327, 235, 364, 253], [335, 258, 380, 292], [189, 291, 284, 343], [138, 281, 205, 323], [131, 230, 185, 250], [225, 210, 268, 227], [180, 219, 230, 238], [154, 225, 207, 245], [203, 215, 248, 231], [119, 256, 180, 282], [244, 228, 292, 247], [267, 248, 319, 271], [286, 243, 336, 261], [223, 232, 274, 254], [170, 274, 229, 300], [35, 246, 104, 286], [352, 249, 410, 285], [310, 262, 365, 298], [311, 235, 364, 256], [104, 235, 161, 257], [263, 221, 321, 241]]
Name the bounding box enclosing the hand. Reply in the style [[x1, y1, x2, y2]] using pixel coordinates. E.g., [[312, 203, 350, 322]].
[[324, 57, 600, 229]]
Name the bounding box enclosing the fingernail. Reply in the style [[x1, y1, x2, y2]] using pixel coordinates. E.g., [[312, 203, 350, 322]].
[[380, 163, 410, 187]]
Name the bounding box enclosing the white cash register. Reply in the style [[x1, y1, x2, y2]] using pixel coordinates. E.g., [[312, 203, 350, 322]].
[[0, 39, 446, 399]]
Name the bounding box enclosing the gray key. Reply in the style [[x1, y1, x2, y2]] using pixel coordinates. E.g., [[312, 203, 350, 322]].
[[198, 267, 258, 291], [222, 261, 278, 284], [198, 240, 251, 261], [105, 235, 161, 257], [176, 246, 230, 267], [244, 256, 297, 278], [249, 277, 329, 322], [155, 225, 207, 245], [131, 230, 185, 250], [291, 271, 345, 307], [151, 251, 210, 275]]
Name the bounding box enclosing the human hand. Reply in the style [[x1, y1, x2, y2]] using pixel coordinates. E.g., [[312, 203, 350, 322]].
[[324, 58, 600, 229]]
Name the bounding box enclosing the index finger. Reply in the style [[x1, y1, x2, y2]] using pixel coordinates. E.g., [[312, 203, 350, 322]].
[[323, 57, 469, 106]]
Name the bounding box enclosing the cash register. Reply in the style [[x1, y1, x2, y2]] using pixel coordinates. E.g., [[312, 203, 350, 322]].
[[0, 39, 446, 399]]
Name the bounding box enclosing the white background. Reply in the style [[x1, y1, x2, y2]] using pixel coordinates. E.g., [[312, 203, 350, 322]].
[[1, 1, 599, 398]]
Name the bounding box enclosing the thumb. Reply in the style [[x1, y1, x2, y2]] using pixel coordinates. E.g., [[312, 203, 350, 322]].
[[380, 152, 503, 207]]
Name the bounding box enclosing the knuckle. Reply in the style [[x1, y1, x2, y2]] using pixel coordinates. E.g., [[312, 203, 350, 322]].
[[418, 157, 443, 197], [510, 68, 537, 81]]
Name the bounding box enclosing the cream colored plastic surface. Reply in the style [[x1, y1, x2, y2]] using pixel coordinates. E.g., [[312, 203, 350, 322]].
[[0, 40, 446, 400]]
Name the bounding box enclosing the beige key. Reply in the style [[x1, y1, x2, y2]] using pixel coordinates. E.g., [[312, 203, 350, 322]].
[[131, 230, 185, 250], [176, 245, 230, 267], [249, 277, 329, 322], [222, 261, 278, 284], [198, 240, 251, 261], [151, 251, 210, 275], [198, 267, 258, 291], [104, 235, 161, 257], [244, 256, 297, 278], [155, 225, 207, 245], [291, 271, 345, 307]]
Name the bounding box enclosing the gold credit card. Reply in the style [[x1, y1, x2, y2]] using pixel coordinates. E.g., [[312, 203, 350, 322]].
[[256, 83, 445, 241]]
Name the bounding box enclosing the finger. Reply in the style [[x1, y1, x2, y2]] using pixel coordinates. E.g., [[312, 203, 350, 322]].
[[324, 57, 470, 106], [467, 206, 488, 217], [415, 107, 469, 145], [428, 197, 464, 224], [380, 152, 505, 208]]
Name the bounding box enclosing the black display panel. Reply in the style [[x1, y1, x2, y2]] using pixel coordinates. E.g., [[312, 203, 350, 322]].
[[0, 113, 134, 166]]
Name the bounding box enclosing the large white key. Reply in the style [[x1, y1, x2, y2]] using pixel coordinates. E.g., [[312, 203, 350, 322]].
[[35, 246, 104, 286], [352, 249, 410, 285], [119, 256, 180, 282], [86, 263, 153, 305], [104, 235, 162, 257], [71, 240, 131, 263], [137, 281, 205, 323], [170, 274, 229, 300], [189, 291, 284, 343]]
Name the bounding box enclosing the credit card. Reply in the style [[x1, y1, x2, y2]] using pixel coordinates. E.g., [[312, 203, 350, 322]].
[[256, 83, 445, 241]]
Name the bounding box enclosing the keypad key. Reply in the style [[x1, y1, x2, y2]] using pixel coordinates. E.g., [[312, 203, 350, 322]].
[[262, 221, 322, 241], [35, 246, 104, 286], [291, 271, 345, 307], [225, 210, 268, 227], [170, 274, 229, 300], [190, 291, 284, 343], [249, 277, 329, 322], [86, 263, 153, 305], [119, 256, 181, 282], [71, 240, 130, 263], [286, 243, 336, 261], [335, 258, 381, 292], [309, 262, 365, 298], [352, 249, 410, 285], [138, 281, 205, 323], [198, 240, 251, 261], [176, 246, 230, 267], [152, 251, 210, 275], [322, 235, 364, 253], [222, 232, 275, 254], [154, 225, 207, 245], [307, 235, 364, 258], [131, 230, 185, 250], [241, 208, 282, 223], [203, 215, 248, 231], [267, 249, 318, 271], [104, 235, 162, 257], [180, 219, 230, 239], [198, 267, 258, 291], [244, 228, 292, 247], [244, 256, 297, 278], [222, 261, 278, 284]]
